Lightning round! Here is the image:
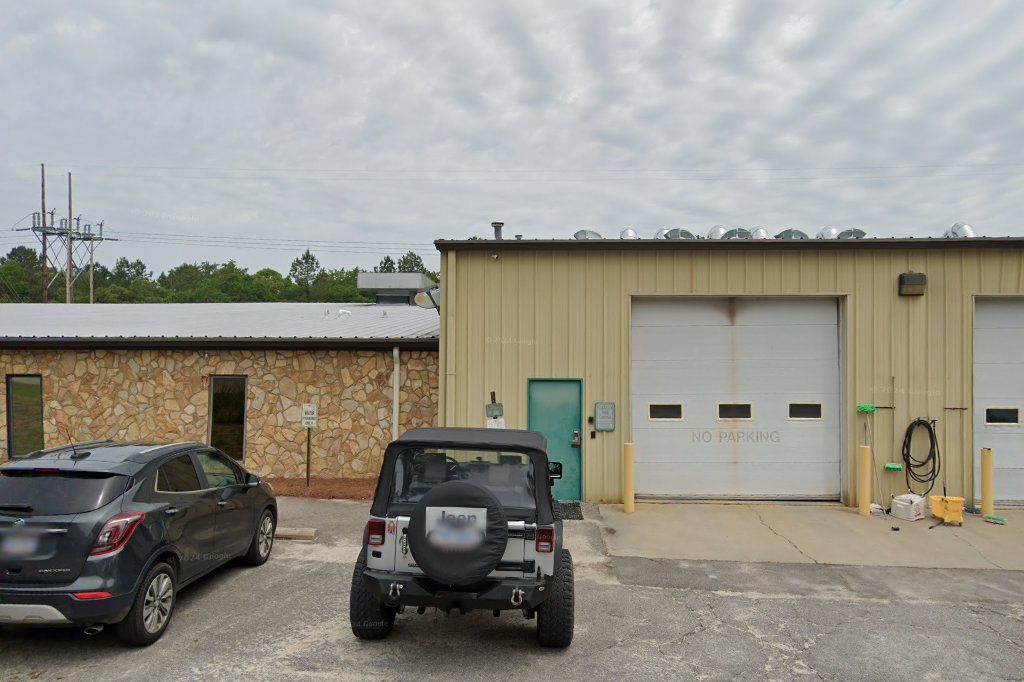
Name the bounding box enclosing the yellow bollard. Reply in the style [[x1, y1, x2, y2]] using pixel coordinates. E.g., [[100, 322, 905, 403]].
[[981, 447, 994, 518], [623, 442, 635, 514], [857, 445, 872, 516]]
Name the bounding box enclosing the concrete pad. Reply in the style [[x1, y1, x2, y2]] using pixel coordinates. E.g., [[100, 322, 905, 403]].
[[275, 527, 318, 542], [600, 502, 1024, 570]]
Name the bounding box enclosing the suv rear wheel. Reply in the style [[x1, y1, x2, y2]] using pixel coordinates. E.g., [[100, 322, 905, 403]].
[[117, 561, 176, 646], [536, 549, 574, 648], [350, 548, 396, 639]]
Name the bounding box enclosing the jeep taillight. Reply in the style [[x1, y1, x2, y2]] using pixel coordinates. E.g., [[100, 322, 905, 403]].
[[367, 519, 386, 546], [535, 526, 554, 553], [90, 512, 145, 557]]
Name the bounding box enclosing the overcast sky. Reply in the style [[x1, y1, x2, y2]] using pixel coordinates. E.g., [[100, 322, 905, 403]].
[[2, 1, 1023, 275]]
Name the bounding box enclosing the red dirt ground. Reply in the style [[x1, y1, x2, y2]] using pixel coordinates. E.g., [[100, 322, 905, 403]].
[[264, 477, 377, 501]]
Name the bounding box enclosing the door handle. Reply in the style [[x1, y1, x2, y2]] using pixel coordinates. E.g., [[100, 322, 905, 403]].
[[164, 508, 180, 516], [217, 501, 227, 507], [571, 429, 582, 448]]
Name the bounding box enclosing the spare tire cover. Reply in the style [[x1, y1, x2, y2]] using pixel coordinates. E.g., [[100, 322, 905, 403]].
[[408, 480, 508, 586]]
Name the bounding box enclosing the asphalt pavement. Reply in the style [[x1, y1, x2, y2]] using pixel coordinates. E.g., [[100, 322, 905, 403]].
[[2, 497, 1023, 681]]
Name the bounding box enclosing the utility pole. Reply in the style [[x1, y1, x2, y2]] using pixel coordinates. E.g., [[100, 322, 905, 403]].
[[66, 172, 73, 303], [89, 221, 102, 304], [40, 164, 48, 302]]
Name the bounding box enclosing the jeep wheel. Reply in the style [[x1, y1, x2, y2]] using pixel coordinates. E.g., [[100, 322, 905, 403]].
[[349, 548, 396, 640], [536, 549, 574, 648]]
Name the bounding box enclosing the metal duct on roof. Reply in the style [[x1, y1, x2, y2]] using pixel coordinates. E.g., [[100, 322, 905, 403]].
[[653, 228, 669, 239], [817, 227, 867, 240], [664, 228, 697, 239], [620, 227, 640, 239], [944, 222, 978, 238], [750, 226, 772, 239], [573, 229, 603, 240], [707, 224, 729, 239], [775, 229, 810, 239], [721, 228, 752, 239]]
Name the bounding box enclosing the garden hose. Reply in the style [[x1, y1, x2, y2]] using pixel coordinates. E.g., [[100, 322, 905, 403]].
[[901, 418, 942, 496]]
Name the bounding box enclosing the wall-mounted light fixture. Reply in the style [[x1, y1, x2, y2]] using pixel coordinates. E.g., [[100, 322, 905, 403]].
[[898, 272, 927, 296]]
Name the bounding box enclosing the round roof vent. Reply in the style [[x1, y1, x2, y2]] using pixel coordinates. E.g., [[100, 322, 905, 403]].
[[707, 224, 729, 239], [775, 229, 810, 239], [944, 222, 978, 238], [620, 227, 640, 239], [817, 226, 866, 240], [664, 228, 697, 239], [653, 228, 669, 239], [750, 226, 772, 239], [573, 230, 603, 240]]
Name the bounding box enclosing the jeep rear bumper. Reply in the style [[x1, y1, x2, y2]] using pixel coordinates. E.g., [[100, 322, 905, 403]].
[[362, 569, 551, 612]]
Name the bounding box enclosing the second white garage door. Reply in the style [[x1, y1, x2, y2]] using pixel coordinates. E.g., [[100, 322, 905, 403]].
[[631, 297, 841, 499]]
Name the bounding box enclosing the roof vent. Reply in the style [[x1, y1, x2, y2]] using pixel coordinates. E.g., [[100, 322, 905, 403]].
[[775, 229, 810, 239], [573, 229, 603, 240], [620, 227, 640, 239], [750, 226, 772, 239], [944, 222, 978, 238], [491, 221, 504, 240], [707, 225, 729, 239], [664, 228, 697, 239], [720, 228, 752, 240], [653, 228, 669, 239], [817, 227, 867, 240]]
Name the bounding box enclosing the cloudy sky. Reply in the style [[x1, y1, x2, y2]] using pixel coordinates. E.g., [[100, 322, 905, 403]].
[[2, 1, 1023, 275]]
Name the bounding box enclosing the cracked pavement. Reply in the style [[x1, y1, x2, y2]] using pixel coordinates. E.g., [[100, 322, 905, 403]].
[[2, 498, 1023, 681]]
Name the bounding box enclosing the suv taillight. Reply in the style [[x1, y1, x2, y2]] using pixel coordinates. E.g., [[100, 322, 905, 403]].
[[535, 526, 554, 553], [367, 519, 386, 546], [90, 512, 145, 557]]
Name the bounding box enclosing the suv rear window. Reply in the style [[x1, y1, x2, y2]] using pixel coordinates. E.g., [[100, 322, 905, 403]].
[[0, 470, 128, 516], [391, 449, 535, 509]]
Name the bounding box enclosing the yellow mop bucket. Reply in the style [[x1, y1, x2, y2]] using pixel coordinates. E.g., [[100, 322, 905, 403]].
[[930, 495, 965, 525]]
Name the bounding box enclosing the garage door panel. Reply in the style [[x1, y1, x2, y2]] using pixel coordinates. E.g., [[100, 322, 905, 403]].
[[635, 462, 840, 498], [631, 395, 837, 427], [631, 325, 839, 361], [975, 299, 1024, 502], [632, 298, 837, 327], [975, 331, 1024, 361], [632, 427, 840, 462], [631, 360, 839, 395], [975, 299, 1024, 328]]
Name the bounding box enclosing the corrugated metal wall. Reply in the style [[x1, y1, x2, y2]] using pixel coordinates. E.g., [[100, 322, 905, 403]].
[[440, 246, 1024, 504]]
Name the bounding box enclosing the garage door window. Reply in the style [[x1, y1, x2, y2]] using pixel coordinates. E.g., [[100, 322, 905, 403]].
[[985, 408, 1019, 425], [789, 403, 823, 420], [648, 403, 684, 421], [718, 403, 753, 420], [5, 375, 44, 458]]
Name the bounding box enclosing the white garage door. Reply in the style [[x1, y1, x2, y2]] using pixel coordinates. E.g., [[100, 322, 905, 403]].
[[974, 298, 1024, 503], [631, 297, 841, 499]]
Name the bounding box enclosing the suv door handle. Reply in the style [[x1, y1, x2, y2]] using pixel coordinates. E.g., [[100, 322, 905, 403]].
[[164, 508, 180, 516], [217, 501, 227, 507]]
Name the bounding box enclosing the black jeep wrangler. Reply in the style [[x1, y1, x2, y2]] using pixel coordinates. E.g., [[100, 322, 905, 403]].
[[349, 427, 574, 647]]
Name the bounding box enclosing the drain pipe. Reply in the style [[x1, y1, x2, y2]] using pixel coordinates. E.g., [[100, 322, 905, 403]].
[[392, 346, 400, 440]]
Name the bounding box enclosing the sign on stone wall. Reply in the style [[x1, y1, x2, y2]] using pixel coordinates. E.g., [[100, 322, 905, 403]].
[[302, 403, 318, 428]]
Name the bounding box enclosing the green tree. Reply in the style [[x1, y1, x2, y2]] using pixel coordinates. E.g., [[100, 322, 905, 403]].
[[375, 255, 396, 273], [111, 257, 152, 288], [396, 251, 426, 274], [0, 246, 43, 302], [289, 250, 322, 301], [310, 268, 373, 302]]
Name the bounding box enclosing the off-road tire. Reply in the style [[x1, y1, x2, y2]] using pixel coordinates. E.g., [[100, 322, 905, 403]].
[[116, 561, 176, 646], [241, 508, 275, 566], [350, 548, 396, 640], [552, 500, 563, 522], [536, 549, 574, 648]]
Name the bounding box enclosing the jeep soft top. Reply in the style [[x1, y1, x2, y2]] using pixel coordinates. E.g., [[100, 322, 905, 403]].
[[349, 427, 574, 647]]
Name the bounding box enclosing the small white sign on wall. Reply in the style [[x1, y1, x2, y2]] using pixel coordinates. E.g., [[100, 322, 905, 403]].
[[486, 417, 505, 429], [302, 403, 318, 428]]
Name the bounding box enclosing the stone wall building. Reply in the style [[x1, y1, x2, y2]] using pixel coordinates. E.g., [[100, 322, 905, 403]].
[[0, 296, 439, 479]]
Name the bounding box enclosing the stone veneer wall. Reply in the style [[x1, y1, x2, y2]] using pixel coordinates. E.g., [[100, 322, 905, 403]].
[[0, 348, 438, 478]]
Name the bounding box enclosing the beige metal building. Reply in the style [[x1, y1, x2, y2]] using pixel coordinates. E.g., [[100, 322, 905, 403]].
[[437, 236, 1024, 506]]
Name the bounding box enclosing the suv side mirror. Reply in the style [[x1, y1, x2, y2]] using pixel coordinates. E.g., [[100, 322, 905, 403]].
[[547, 462, 562, 481], [245, 473, 261, 488]]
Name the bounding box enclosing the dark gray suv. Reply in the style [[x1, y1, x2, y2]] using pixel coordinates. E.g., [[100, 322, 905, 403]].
[[0, 441, 277, 645]]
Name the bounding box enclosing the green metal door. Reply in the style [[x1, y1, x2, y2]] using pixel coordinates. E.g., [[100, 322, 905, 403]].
[[527, 379, 583, 501]]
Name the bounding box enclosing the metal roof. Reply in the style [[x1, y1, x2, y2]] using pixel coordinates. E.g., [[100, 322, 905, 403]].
[[0, 303, 440, 350], [435, 237, 1024, 252]]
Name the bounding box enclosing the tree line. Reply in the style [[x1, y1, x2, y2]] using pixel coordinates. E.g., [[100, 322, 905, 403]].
[[0, 247, 437, 304]]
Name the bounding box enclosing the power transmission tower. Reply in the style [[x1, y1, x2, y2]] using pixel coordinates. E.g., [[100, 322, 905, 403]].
[[16, 166, 117, 303]]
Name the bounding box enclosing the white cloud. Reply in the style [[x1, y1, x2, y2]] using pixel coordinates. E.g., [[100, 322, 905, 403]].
[[2, 0, 1023, 274]]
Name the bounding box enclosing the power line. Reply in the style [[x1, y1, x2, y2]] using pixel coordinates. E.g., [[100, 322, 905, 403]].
[[109, 229, 436, 247]]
